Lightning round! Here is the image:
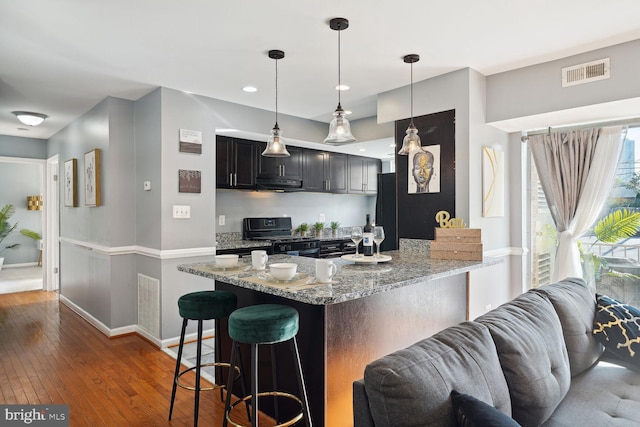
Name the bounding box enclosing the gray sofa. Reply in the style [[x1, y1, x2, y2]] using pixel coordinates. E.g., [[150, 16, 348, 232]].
[[353, 278, 640, 426]]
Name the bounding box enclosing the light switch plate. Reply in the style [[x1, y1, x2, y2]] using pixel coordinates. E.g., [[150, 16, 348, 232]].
[[173, 205, 190, 219], [143, 181, 151, 191]]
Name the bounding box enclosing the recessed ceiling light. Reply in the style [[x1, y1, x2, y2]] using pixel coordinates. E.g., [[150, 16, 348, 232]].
[[344, 110, 352, 115], [359, 148, 366, 152], [242, 86, 257, 93], [215, 128, 239, 133], [389, 143, 396, 147], [335, 84, 350, 91]]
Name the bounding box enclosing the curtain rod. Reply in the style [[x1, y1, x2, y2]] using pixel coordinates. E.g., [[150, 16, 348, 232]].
[[520, 117, 640, 142]]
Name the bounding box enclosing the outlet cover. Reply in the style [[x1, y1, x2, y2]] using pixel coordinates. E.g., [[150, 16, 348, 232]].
[[319, 213, 325, 222], [218, 215, 225, 226]]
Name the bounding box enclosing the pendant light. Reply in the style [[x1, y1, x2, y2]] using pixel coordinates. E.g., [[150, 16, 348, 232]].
[[397, 54, 421, 155], [323, 17, 357, 145], [262, 49, 290, 157]]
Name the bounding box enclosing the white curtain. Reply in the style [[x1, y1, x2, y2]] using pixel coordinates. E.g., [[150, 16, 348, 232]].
[[530, 126, 627, 282]]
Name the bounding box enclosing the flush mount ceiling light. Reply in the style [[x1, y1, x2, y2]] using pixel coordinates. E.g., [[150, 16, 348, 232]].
[[262, 49, 290, 157], [323, 17, 357, 145], [12, 111, 48, 127], [397, 54, 422, 155]]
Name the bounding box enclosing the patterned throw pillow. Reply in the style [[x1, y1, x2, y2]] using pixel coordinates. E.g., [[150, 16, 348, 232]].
[[593, 294, 640, 367], [451, 390, 521, 427]]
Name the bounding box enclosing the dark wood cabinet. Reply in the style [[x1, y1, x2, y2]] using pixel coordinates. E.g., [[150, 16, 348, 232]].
[[256, 144, 303, 180], [216, 136, 257, 189], [302, 151, 348, 193], [348, 155, 381, 194], [319, 238, 357, 258]]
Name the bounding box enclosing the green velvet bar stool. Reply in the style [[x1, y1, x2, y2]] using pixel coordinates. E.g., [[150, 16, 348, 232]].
[[169, 290, 248, 427], [223, 304, 312, 427]]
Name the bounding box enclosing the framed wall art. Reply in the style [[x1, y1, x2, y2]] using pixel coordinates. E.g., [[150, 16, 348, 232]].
[[178, 169, 202, 193], [179, 128, 203, 154], [84, 149, 101, 207], [482, 146, 505, 217], [64, 158, 78, 207]]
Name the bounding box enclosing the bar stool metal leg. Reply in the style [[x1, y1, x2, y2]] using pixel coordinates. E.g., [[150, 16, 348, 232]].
[[169, 318, 189, 420], [290, 337, 312, 427]]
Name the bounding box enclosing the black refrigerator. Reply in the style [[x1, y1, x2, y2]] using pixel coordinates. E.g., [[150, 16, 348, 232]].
[[375, 173, 397, 251]]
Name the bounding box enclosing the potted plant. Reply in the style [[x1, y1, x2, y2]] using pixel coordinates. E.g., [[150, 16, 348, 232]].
[[330, 221, 340, 237], [0, 204, 41, 270], [313, 222, 325, 237], [296, 223, 309, 237]]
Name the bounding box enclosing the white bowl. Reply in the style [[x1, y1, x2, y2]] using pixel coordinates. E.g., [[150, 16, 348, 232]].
[[269, 263, 298, 281], [215, 254, 239, 268]]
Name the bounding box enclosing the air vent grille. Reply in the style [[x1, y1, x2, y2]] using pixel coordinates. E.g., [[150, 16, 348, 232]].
[[138, 273, 160, 337], [562, 58, 610, 87]]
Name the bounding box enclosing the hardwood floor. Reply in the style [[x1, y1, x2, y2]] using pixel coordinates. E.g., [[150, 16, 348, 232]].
[[0, 290, 274, 426]]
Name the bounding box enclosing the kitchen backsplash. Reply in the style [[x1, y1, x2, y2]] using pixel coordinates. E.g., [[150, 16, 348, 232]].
[[215, 189, 376, 234]]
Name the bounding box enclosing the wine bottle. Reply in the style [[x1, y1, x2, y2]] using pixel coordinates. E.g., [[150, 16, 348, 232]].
[[363, 214, 374, 256]]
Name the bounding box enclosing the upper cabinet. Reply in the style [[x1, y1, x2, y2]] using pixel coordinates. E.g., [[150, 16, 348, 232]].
[[216, 136, 257, 189], [348, 156, 381, 195], [256, 144, 303, 180], [215, 136, 379, 195], [302, 151, 348, 193]]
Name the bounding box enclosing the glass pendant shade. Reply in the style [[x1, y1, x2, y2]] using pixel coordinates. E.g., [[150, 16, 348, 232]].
[[262, 123, 290, 157], [398, 53, 421, 155], [324, 104, 356, 145], [262, 49, 290, 157], [324, 17, 356, 145], [397, 122, 422, 155]]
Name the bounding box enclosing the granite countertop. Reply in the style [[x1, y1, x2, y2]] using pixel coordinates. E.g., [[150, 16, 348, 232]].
[[178, 251, 501, 306]]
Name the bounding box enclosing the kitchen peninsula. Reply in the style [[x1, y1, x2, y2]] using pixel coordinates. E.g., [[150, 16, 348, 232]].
[[178, 249, 500, 426]]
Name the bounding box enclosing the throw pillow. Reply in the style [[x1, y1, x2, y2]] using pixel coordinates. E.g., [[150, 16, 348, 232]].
[[593, 294, 640, 368], [451, 390, 521, 427]]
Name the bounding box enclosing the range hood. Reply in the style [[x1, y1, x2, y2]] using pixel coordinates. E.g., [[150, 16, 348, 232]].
[[255, 177, 305, 192]]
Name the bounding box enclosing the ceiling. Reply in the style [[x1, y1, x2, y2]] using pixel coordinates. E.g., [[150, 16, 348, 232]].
[[2, 1, 640, 159]]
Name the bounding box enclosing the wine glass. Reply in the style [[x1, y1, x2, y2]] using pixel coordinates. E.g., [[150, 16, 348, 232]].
[[373, 226, 385, 258], [350, 227, 363, 258]]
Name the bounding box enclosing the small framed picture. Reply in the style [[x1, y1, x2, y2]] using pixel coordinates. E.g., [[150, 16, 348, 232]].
[[84, 149, 101, 207], [64, 158, 78, 207], [178, 169, 202, 193]]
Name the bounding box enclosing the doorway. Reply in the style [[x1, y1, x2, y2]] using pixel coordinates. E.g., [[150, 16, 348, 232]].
[[0, 156, 47, 293]]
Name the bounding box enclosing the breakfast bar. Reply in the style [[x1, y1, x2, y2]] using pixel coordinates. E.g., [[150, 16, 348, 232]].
[[178, 250, 500, 426]]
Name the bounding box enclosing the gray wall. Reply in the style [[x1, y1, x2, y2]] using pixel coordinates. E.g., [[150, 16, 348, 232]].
[[50, 97, 138, 329], [486, 38, 640, 129], [0, 159, 43, 265], [0, 135, 47, 159]]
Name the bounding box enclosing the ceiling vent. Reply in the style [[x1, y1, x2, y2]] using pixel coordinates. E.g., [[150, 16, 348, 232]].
[[562, 58, 610, 87]]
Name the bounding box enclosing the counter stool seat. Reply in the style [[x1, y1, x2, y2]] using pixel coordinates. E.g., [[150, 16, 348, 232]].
[[169, 290, 248, 427], [224, 304, 312, 427]]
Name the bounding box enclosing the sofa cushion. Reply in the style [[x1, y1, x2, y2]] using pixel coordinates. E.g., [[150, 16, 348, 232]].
[[541, 361, 640, 426], [593, 294, 640, 369], [531, 277, 604, 376], [476, 291, 571, 427], [451, 390, 521, 427], [363, 322, 511, 427]]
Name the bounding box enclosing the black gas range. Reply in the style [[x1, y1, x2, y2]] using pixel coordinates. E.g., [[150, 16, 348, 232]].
[[242, 217, 320, 257]]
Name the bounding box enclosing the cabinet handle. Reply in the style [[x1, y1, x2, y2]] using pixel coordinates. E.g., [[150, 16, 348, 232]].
[[281, 164, 285, 176], [234, 173, 237, 187], [328, 180, 331, 191], [230, 173, 234, 187]]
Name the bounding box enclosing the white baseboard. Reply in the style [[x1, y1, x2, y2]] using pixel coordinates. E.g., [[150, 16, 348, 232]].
[[59, 295, 212, 349]]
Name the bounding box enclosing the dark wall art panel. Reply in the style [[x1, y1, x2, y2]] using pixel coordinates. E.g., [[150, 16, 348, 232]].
[[396, 109, 455, 240]]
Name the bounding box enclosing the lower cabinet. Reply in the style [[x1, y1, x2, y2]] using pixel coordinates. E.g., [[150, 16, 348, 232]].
[[319, 239, 357, 258]]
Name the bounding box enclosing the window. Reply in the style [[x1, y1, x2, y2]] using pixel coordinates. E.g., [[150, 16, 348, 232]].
[[530, 126, 640, 307]]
